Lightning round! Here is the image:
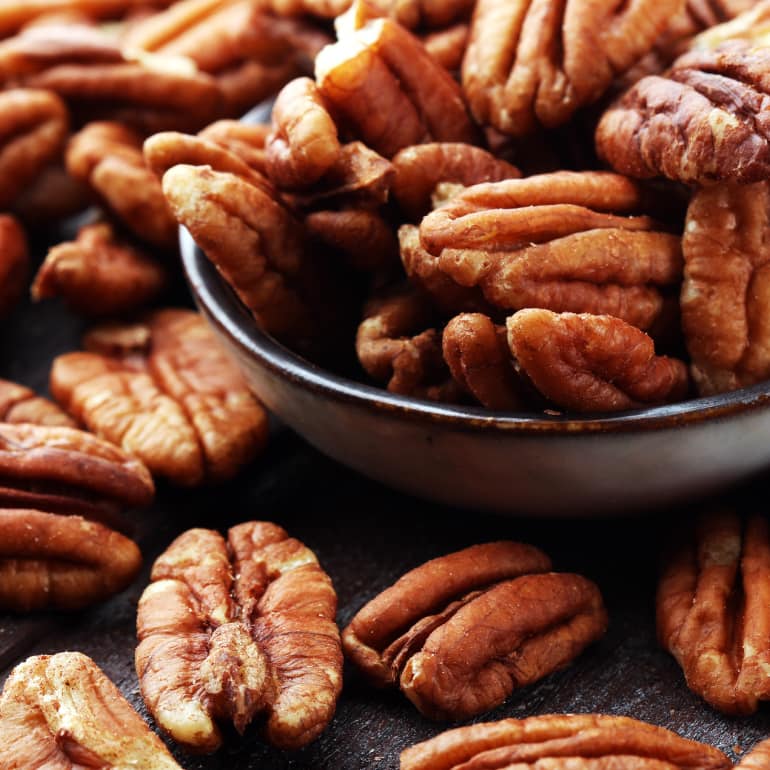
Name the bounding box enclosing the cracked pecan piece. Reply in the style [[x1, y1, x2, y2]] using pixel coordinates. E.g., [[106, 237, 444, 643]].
[[343, 541, 607, 720], [419, 172, 683, 331], [32, 221, 167, 316], [136, 521, 342, 751], [0, 377, 74, 426], [50, 309, 269, 486], [462, 0, 684, 137], [0, 652, 181, 768], [0, 214, 28, 318], [507, 309, 689, 412], [400, 713, 732, 770], [658, 510, 770, 715], [0, 509, 141, 611]]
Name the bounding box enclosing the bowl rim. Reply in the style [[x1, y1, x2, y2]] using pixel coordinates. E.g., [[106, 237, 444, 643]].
[[181, 228, 770, 435]]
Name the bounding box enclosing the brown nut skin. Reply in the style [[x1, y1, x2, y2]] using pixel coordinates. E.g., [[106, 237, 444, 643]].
[[462, 0, 685, 138], [32, 222, 167, 316], [0, 213, 28, 318], [507, 310, 689, 413], [399, 713, 732, 770], [136, 521, 343, 752], [0, 509, 141, 611], [0, 377, 74, 426], [658, 510, 770, 716], [50, 309, 269, 487], [0, 652, 182, 769]]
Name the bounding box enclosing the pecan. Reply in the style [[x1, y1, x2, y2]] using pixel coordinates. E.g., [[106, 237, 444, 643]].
[[0, 422, 154, 524], [462, 0, 684, 137], [0, 214, 28, 318], [0, 377, 74, 427], [737, 738, 770, 769], [50, 309, 269, 486], [0, 88, 68, 209], [66, 121, 177, 250], [507, 309, 689, 412], [0, 652, 182, 768], [657, 510, 770, 715], [343, 541, 606, 720], [12, 161, 90, 223], [421, 23, 469, 72], [399, 713, 732, 770], [419, 173, 683, 331], [0, 509, 141, 611], [198, 119, 271, 175], [136, 521, 342, 751], [32, 222, 167, 316]]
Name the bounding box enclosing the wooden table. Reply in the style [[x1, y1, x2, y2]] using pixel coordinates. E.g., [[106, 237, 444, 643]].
[[2, 231, 770, 769]]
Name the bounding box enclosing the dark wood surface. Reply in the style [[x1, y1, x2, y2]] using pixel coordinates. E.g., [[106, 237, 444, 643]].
[[2, 232, 770, 769]]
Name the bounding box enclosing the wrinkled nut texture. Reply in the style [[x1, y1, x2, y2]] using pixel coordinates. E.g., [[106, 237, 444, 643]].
[[399, 713, 732, 770], [462, 0, 684, 137], [32, 222, 167, 316], [420, 172, 683, 331], [0, 652, 182, 769], [681, 182, 770, 395], [507, 309, 689, 412], [343, 541, 607, 720], [198, 119, 270, 174], [0, 377, 74, 427], [136, 522, 342, 751], [658, 510, 770, 715], [0, 509, 141, 611], [0, 214, 28, 318], [0, 422, 154, 524], [597, 40, 770, 185], [50, 309, 269, 486]]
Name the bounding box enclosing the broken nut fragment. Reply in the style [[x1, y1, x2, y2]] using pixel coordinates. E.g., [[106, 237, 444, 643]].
[[0, 213, 28, 318], [0, 377, 74, 427], [0, 652, 182, 768], [136, 521, 342, 751], [343, 541, 607, 720]]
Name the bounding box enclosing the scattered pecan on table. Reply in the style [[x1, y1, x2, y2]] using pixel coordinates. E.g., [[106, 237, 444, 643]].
[[0, 214, 28, 319], [136, 521, 342, 751]]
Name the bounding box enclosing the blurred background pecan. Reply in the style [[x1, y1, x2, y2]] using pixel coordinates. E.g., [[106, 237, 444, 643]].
[[0, 214, 28, 318], [136, 521, 342, 751], [0, 376, 74, 426]]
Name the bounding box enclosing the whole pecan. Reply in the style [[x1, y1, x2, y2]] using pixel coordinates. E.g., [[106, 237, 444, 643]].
[[400, 713, 732, 770], [343, 541, 607, 720], [32, 221, 167, 316], [658, 510, 770, 715], [0, 214, 28, 318], [462, 0, 684, 137], [419, 172, 683, 331], [0, 377, 74, 426], [50, 309, 269, 486], [0, 652, 182, 768], [136, 521, 342, 751]]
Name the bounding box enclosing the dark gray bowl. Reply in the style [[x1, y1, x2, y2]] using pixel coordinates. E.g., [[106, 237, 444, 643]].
[[181, 229, 770, 516]]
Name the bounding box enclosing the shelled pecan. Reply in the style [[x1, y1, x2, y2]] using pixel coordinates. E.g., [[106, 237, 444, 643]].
[[343, 541, 607, 720], [0, 652, 182, 768], [0, 377, 74, 426], [11, 161, 90, 223], [136, 521, 342, 751], [421, 23, 469, 71], [400, 713, 732, 770], [50, 309, 269, 486], [0, 214, 28, 318], [198, 119, 271, 174]]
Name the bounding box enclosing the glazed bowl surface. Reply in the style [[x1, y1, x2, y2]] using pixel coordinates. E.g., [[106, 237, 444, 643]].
[[181, 230, 770, 517]]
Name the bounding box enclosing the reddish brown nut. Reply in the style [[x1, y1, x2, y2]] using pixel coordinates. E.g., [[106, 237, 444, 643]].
[[400, 713, 732, 770], [462, 0, 684, 137], [419, 172, 683, 331], [0, 652, 182, 768], [507, 309, 689, 412], [32, 222, 167, 316], [658, 510, 770, 715], [421, 23, 469, 71], [343, 541, 606, 720], [0, 377, 74, 426], [737, 737, 770, 769], [198, 119, 271, 174], [0, 214, 28, 318], [11, 161, 91, 223], [136, 521, 342, 752], [50, 309, 269, 487]]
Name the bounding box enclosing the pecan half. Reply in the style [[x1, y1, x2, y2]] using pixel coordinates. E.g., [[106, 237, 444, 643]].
[[12, 161, 90, 223], [0, 377, 74, 426], [343, 541, 607, 720], [400, 713, 732, 770], [0, 214, 28, 318], [462, 0, 684, 137], [658, 510, 770, 715], [419, 173, 683, 331], [32, 221, 167, 316], [50, 309, 269, 486], [198, 119, 270, 175], [136, 521, 342, 751], [507, 309, 689, 412], [0, 652, 182, 768]]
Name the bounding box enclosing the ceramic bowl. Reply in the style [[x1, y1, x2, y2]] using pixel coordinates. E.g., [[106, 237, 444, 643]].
[[181, 229, 770, 516]]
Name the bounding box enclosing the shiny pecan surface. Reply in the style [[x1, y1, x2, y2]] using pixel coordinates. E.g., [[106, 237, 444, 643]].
[[400, 713, 732, 770], [343, 541, 607, 720], [0, 214, 28, 318], [0, 377, 74, 426], [50, 308, 268, 486], [0, 651, 182, 768], [136, 521, 342, 752]]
